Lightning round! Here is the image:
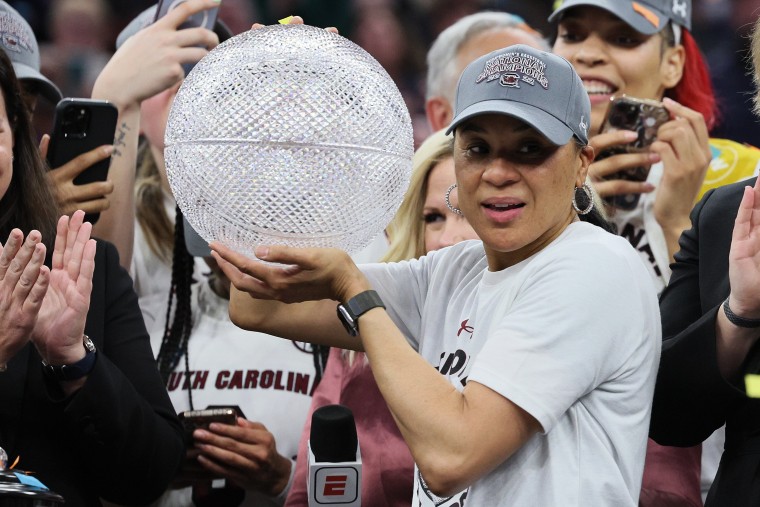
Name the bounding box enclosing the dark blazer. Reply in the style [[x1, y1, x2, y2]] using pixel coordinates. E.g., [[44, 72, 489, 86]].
[[651, 176, 760, 506], [0, 241, 184, 506]]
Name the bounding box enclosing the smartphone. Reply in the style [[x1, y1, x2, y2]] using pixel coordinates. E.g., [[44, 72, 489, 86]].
[[180, 407, 238, 444], [154, 0, 220, 76], [46, 98, 118, 224], [596, 96, 670, 210]]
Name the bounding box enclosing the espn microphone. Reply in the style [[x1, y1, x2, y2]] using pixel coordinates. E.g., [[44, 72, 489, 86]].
[[307, 404, 361, 506]]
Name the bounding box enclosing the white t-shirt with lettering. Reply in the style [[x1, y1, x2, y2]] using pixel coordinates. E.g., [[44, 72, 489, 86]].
[[146, 281, 317, 507], [361, 221, 661, 506]]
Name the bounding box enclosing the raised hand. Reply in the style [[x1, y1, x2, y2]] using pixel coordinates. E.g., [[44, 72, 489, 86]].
[[92, 0, 221, 112], [0, 228, 49, 366], [31, 210, 96, 365], [727, 177, 760, 319], [193, 418, 293, 497]]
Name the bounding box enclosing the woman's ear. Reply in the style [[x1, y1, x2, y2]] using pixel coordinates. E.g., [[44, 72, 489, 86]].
[[576, 144, 594, 187], [661, 44, 685, 90]]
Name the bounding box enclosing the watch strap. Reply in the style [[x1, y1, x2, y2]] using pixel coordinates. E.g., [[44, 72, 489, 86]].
[[337, 290, 385, 336], [723, 298, 760, 328], [345, 290, 385, 319], [42, 335, 97, 381]]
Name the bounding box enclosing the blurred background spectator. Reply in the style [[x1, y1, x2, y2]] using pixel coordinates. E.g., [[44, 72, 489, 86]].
[[7, 0, 759, 146]]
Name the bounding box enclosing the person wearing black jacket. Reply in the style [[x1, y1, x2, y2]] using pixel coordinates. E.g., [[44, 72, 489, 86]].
[[0, 43, 184, 505], [650, 16, 760, 506]]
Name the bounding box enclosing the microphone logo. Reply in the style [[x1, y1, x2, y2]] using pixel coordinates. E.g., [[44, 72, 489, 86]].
[[315, 468, 360, 503]]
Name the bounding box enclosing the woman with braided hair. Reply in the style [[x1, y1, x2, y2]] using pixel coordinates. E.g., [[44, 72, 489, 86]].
[[113, 7, 333, 506]]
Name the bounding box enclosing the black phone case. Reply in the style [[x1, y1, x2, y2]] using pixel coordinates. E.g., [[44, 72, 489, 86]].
[[597, 97, 669, 211], [46, 98, 118, 224]]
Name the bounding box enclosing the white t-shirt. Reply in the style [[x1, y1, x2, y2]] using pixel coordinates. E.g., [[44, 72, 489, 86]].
[[607, 161, 667, 294], [146, 282, 318, 507], [130, 191, 207, 328], [361, 221, 661, 506]]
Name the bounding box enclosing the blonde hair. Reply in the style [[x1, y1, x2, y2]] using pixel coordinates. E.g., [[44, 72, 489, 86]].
[[345, 130, 454, 366], [382, 129, 455, 263], [134, 140, 174, 264]]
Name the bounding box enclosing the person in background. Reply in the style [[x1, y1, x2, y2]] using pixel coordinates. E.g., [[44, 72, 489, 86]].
[[0, 45, 184, 506], [90, 0, 221, 270], [215, 43, 660, 506], [648, 15, 760, 506], [550, 1, 760, 503], [0, 1, 116, 224], [109, 9, 322, 505], [286, 129, 478, 506], [424, 10, 548, 133], [40, 0, 113, 100]]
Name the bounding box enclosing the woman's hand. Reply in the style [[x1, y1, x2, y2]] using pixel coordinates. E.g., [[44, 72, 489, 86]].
[[41, 134, 115, 216], [0, 228, 50, 365], [91, 0, 221, 112], [715, 177, 760, 378], [650, 98, 712, 234], [727, 177, 760, 319], [211, 243, 369, 304], [587, 128, 658, 199], [193, 418, 293, 497], [31, 210, 96, 366]]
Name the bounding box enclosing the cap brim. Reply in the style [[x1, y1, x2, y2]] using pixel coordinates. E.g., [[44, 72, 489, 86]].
[[13, 63, 62, 104], [183, 216, 211, 257], [548, 0, 666, 35], [446, 99, 574, 146]]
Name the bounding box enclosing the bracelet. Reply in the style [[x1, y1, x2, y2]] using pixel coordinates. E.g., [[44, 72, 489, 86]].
[[723, 298, 760, 328]]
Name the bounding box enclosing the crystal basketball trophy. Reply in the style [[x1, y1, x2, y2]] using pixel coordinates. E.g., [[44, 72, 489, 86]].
[[164, 24, 414, 259]]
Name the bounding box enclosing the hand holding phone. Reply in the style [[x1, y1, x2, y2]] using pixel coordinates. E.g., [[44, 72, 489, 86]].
[[596, 96, 670, 210], [154, 0, 221, 76], [180, 407, 238, 444], [46, 98, 118, 224]]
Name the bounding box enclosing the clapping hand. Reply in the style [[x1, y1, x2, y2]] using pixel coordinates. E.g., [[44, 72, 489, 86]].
[[31, 210, 96, 366], [727, 177, 760, 320], [0, 228, 49, 367]]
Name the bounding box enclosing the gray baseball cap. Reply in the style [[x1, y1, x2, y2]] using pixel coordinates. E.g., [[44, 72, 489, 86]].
[[446, 44, 590, 146], [548, 0, 691, 34], [0, 2, 62, 104]]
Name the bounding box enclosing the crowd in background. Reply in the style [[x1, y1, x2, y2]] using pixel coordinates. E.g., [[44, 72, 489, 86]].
[[6, 0, 760, 147]]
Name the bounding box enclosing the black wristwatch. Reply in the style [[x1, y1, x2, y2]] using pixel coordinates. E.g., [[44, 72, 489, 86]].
[[42, 335, 97, 381], [337, 290, 385, 336], [723, 298, 760, 328]]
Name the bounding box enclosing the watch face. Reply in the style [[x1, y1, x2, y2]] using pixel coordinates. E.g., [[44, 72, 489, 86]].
[[337, 304, 358, 336]]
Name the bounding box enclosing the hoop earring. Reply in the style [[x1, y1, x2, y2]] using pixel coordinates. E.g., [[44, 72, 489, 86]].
[[572, 184, 594, 215], [445, 183, 463, 216]]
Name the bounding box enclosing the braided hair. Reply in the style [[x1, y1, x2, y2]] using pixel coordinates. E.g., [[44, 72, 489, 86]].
[[155, 206, 198, 408], [312, 345, 330, 386]]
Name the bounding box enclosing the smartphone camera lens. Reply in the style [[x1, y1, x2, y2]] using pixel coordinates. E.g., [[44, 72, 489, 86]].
[[61, 105, 91, 139]]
